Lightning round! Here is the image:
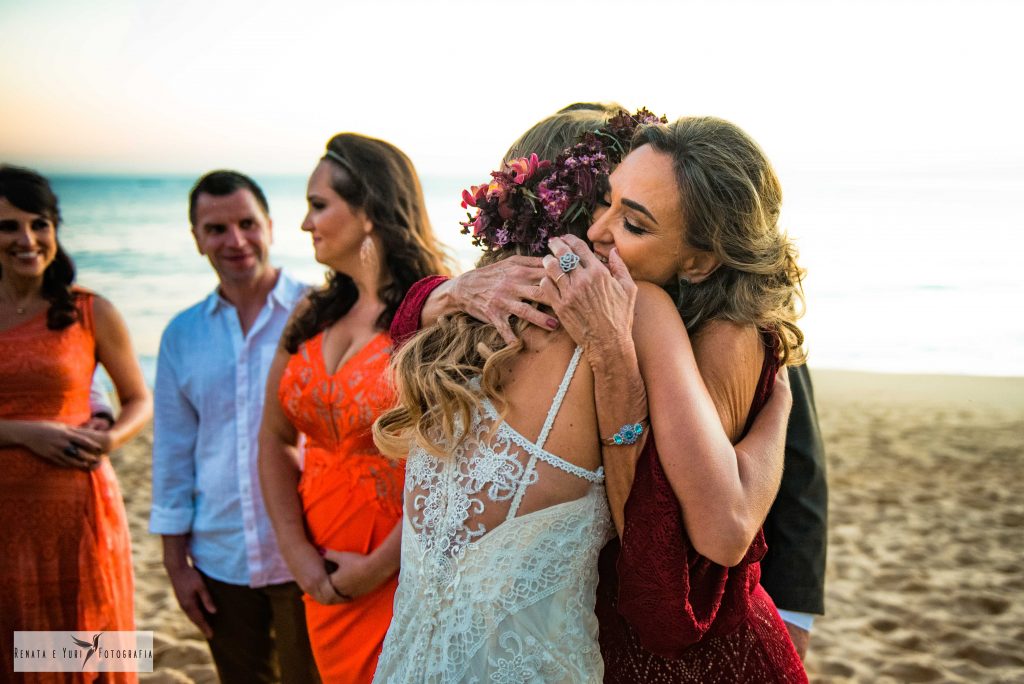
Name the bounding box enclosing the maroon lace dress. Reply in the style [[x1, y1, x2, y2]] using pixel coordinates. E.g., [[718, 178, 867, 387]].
[[391, 277, 808, 683], [595, 332, 807, 682]]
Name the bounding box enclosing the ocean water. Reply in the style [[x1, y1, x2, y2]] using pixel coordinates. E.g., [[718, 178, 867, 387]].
[[48, 170, 1024, 383]]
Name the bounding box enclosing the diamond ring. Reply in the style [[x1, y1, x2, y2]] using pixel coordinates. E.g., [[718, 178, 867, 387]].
[[559, 253, 581, 273], [63, 444, 80, 458]]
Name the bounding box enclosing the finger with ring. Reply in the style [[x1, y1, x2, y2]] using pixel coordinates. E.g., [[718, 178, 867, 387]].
[[554, 272, 568, 285], [64, 444, 79, 458], [559, 252, 581, 273]]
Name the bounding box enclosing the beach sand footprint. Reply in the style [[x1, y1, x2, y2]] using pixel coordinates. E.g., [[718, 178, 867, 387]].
[[953, 593, 1011, 617], [880, 660, 945, 682], [954, 643, 1024, 669]]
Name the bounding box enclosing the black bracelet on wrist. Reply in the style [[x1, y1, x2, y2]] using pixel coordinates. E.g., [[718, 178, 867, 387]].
[[91, 411, 116, 427]]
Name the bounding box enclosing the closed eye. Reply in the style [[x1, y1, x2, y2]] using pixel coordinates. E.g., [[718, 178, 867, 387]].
[[623, 217, 646, 236]]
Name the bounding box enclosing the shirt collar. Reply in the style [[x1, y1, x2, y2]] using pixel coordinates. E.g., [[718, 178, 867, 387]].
[[268, 268, 306, 311], [201, 267, 303, 317]]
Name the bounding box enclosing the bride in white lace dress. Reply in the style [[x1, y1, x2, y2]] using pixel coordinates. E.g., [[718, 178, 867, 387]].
[[372, 110, 620, 683], [377, 341, 610, 683]]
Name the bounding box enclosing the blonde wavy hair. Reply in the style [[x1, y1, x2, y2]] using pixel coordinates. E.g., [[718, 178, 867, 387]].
[[637, 117, 806, 365], [373, 106, 619, 460]]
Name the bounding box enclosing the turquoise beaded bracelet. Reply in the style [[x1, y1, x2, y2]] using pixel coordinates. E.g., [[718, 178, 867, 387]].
[[601, 418, 649, 446]]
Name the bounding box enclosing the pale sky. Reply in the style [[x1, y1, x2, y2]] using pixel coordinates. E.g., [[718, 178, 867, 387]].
[[2, 0, 1022, 177], [2, 0, 1022, 375]]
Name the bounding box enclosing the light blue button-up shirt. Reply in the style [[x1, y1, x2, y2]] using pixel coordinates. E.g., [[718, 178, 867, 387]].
[[150, 269, 308, 587]]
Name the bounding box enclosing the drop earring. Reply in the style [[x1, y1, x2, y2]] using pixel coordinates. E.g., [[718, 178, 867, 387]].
[[360, 235, 374, 265]]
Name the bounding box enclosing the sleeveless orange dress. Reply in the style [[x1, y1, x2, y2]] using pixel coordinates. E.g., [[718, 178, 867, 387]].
[[278, 330, 404, 683], [0, 291, 136, 684]]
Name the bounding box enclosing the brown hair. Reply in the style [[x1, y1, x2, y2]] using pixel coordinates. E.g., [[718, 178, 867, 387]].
[[374, 107, 617, 459], [282, 133, 451, 353], [637, 117, 805, 364], [0, 165, 79, 330]]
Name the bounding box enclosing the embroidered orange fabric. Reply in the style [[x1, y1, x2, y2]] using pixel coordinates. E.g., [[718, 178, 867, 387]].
[[278, 330, 403, 683], [0, 291, 136, 684]]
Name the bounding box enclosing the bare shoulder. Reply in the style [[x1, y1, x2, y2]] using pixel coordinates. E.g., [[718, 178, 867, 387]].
[[692, 320, 763, 440], [632, 282, 682, 345], [693, 320, 762, 365], [513, 327, 590, 399], [633, 281, 677, 316], [90, 293, 126, 329]]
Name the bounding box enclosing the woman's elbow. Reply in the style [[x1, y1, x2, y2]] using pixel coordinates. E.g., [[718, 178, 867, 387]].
[[691, 516, 757, 568], [694, 541, 747, 568], [121, 389, 153, 421]]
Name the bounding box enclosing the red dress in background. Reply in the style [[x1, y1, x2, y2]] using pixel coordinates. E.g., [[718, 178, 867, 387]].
[[0, 291, 136, 684], [278, 330, 404, 683], [392, 276, 807, 683]]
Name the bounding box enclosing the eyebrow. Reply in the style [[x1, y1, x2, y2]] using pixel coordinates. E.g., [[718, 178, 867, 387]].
[[622, 198, 658, 225]]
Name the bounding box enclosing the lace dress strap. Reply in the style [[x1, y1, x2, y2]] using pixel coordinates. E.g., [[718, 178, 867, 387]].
[[534, 345, 583, 450], [507, 346, 584, 520]]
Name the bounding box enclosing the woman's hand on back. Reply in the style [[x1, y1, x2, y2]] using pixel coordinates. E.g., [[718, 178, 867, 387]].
[[541, 235, 637, 355], [442, 256, 558, 344]]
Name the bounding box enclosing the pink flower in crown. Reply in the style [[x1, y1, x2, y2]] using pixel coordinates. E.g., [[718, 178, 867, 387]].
[[462, 211, 489, 237], [461, 184, 488, 209], [485, 180, 508, 203], [507, 153, 551, 184]]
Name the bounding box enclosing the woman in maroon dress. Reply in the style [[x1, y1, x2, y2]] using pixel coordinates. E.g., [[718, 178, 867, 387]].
[[539, 117, 806, 682], [391, 111, 807, 680]]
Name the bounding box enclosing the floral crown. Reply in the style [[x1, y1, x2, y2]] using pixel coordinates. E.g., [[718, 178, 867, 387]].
[[460, 108, 668, 255]]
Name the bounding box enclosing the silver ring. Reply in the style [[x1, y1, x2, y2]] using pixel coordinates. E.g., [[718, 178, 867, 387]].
[[559, 253, 581, 273], [63, 445, 79, 457]]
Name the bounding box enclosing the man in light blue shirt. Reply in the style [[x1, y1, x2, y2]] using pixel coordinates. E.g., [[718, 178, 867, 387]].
[[150, 171, 317, 683]]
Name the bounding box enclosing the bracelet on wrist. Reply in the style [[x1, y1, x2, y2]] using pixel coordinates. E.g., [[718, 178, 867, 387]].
[[91, 411, 116, 427], [601, 418, 649, 446]]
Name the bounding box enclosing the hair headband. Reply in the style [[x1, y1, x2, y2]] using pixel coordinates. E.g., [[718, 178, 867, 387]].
[[324, 148, 357, 177]]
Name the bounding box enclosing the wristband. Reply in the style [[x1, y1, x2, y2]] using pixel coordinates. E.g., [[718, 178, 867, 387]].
[[601, 418, 649, 446], [91, 411, 116, 427]]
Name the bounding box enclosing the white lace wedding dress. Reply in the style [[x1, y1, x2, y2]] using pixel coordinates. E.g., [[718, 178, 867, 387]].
[[374, 347, 612, 683]]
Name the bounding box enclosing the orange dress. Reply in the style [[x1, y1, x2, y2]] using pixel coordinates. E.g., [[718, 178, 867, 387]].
[[278, 330, 404, 683], [0, 291, 136, 684]]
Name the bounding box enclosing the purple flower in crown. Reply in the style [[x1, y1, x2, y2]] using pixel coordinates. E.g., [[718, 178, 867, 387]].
[[538, 185, 570, 220]]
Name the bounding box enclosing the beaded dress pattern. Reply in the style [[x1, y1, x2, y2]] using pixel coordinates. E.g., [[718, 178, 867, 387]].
[[375, 346, 612, 684]]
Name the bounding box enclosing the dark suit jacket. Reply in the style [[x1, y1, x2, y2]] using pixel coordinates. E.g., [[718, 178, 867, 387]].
[[759, 364, 828, 615]]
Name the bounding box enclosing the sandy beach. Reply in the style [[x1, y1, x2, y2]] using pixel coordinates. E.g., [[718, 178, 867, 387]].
[[118, 369, 1024, 683]]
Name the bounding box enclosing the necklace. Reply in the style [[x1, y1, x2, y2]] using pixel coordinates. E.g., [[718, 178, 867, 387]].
[[1, 287, 30, 315]]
